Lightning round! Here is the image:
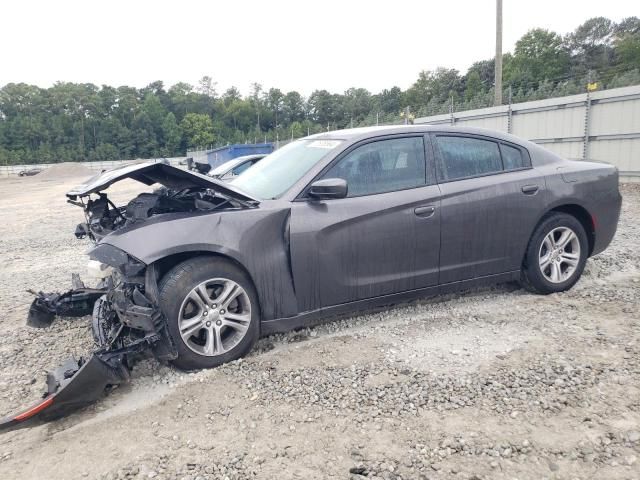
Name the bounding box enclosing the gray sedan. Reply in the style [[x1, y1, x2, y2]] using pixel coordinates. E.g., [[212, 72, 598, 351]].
[[2, 125, 621, 428], [73, 124, 623, 372]]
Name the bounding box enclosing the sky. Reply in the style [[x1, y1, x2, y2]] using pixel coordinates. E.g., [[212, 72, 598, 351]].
[[0, 0, 636, 96]]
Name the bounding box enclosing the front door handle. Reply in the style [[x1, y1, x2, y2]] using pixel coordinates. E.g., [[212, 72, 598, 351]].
[[414, 205, 436, 218], [521, 184, 539, 195]]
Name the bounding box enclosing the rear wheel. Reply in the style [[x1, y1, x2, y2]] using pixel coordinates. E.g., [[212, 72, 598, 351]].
[[521, 212, 588, 294], [158, 257, 259, 370]]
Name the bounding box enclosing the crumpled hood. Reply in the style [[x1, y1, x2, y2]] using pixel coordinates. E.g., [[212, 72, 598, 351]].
[[66, 160, 259, 204]]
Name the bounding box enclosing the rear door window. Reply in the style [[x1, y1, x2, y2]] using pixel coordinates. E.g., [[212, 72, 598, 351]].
[[500, 143, 528, 170], [435, 136, 502, 182]]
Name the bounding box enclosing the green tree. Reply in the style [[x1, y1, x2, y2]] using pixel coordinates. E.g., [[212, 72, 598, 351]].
[[131, 112, 158, 157], [464, 71, 484, 102], [289, 121, 304, 139], [615, 34, 640, 68], [343, 88, 372, 124], [507, 29, 570, 88], [282, 91, 305, 124], [180, 113, 214, 149], [142, 94, 167, 138], [161, 112, 181, 155], [466, 59, 495, 88], [569, 17, 615, 74], [406, 68, 463, 111], [614, 17, 640, 69], [265, 88, 285, 129], [90, 143, 120, 161], [222, 87, 242, 107], [376, 87, 403, 114], [197, 76, 217, 98], [308, 89, 340, 126], [168, 82, 193, 118], [615, 17, 640, 36]]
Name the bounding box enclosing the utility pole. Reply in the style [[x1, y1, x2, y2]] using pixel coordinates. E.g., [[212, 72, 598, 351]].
[[583, 71, 593, 162], [494, 0, 503, 106], [507, 85, 513, 133], [449, 96, 455, 125]]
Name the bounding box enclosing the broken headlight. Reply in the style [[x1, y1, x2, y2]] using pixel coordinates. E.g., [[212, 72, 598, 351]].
[[86, 259, 114, 280], [88, 244, 146, 278]]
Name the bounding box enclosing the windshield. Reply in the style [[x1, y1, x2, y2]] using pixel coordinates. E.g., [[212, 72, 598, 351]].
[[230, 139, 343, 199]]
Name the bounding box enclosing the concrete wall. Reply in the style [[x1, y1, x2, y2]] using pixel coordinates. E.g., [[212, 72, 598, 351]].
[[415, 85, 640, 181]]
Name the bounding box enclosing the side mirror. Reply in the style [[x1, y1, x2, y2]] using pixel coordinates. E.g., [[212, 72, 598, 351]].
[[308, 178, 348, 200]]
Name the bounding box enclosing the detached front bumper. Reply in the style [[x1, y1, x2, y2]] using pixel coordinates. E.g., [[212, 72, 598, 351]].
[[1, 295, 164, 433], [0, 354, 128, 432], [27, 276, 107, 328], [1, 258, 175, 433]]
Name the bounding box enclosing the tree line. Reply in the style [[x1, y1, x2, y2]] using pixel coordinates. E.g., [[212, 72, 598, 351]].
[[1, 16, 638, 165]]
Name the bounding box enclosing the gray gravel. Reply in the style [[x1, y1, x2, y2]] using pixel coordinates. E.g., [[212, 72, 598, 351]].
[[0, 178, 639, 480]]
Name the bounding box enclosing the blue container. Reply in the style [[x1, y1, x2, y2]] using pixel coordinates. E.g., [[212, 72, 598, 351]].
[[205, 143, 274, 168]]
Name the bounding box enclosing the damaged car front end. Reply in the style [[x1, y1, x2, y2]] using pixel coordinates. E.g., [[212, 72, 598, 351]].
[[1, 161, 259, 432], [89, 244, 178, 366]]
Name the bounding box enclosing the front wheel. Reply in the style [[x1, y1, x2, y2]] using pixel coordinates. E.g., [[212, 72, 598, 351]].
[[521, 212, 588, 294], [158, 257, 260, 370]]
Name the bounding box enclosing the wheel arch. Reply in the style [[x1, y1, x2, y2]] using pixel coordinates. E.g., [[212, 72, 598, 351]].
[[530, 203, 595, 258], [548, 204, 595, 256], [102, 207, 297, 322], [151, 250, 262, 320]]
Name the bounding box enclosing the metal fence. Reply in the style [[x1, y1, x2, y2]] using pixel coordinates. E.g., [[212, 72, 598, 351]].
[[414, 85, 640, 181], [0, 157, 187, 177]]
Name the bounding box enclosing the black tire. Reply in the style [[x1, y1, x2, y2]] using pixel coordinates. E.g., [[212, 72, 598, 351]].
[[158, 256, 260, 370], [521, 212, 589, 294]]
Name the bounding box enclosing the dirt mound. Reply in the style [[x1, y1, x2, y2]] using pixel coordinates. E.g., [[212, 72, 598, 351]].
[[37, 162, 93, 180]]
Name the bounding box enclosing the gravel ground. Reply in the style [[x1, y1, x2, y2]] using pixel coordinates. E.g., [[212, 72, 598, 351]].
[[0, 175, 638, 480]]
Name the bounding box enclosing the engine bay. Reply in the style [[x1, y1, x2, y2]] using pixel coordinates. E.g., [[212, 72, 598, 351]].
[[70, 187, 240, 241]]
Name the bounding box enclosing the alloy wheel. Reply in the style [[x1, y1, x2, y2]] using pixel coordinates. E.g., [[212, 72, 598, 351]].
[[177, 278, 251, 356], [538, 226, 581, 284]]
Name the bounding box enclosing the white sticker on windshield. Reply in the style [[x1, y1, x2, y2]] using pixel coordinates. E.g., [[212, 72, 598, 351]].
[[308, 140, 341, 149]]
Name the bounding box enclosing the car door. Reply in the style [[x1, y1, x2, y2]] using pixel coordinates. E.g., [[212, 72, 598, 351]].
[[289, 135, 441, 313], [432, 133, 546, 284]]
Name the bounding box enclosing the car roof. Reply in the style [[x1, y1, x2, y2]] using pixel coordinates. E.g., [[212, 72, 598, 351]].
[[306, 124, 535, 148]]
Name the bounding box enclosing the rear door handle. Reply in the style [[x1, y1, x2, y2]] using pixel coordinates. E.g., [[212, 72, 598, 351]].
[[414, 205, 436, 218], [521, 184, 539, 195]]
